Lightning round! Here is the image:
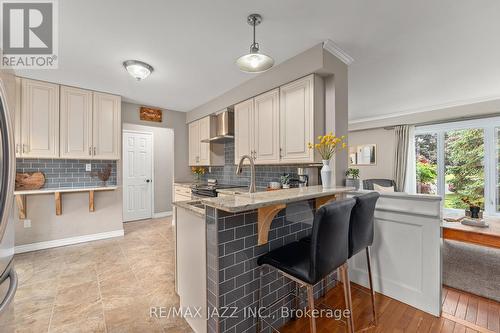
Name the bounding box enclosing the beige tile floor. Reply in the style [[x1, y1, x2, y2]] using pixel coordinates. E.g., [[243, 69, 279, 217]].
[[0, 217, 193, 333]]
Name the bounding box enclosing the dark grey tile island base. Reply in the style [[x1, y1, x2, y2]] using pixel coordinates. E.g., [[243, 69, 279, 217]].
[[202, 187, 353, 333]]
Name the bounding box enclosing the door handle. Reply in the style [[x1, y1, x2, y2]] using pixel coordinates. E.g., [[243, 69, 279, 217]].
[[0, 265, 18, 315], [146, 179, 151, 183]]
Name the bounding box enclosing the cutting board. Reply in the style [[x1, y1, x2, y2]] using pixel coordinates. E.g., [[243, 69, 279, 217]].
[[15, 172, 45, 191]]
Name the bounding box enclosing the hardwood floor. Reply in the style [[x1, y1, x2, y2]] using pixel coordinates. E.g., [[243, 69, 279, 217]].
[[281, 284, 500, 333]]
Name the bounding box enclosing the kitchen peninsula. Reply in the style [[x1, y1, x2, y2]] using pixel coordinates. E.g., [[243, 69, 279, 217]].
[[174, 187, 442, 333], [175, 185, 352, 333]]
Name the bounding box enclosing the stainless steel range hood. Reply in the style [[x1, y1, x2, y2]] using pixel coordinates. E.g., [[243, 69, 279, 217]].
[[201, 109, 234, 143]]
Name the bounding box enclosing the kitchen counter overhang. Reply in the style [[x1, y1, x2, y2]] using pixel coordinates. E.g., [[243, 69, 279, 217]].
[[201, 185, 354, 213], [201, 185, 354, 245]]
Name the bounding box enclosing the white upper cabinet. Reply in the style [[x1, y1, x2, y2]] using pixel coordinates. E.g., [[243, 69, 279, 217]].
[[253, 89, 280, 164], [14, 77, 21, 158], [198, 116, 211, 165], [20, 78, 60, 158], [188, 116, 224, 166], [189, 121, 200, 166], [92, 92, 121, 159], [279, 75, 323, 163], [15, 78, 121, 160], [234, 98, 254, 164], [233, 74, 324, 165], [60, 86, 93, 158]]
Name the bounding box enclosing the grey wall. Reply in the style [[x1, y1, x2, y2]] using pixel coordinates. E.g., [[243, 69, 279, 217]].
[[187, 44, 325, 122], [348, 128, 395, 180], [122, 123, 174, 214], [121, 102, 190, 182], [349, 98, 500, 131]]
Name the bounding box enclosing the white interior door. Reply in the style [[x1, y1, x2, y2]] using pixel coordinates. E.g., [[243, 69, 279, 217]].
[[123, 131, 153, 222]]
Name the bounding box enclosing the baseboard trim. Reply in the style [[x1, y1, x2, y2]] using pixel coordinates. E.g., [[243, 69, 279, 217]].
[[15, 229, 125, 254], [153, 211, 172, 218]]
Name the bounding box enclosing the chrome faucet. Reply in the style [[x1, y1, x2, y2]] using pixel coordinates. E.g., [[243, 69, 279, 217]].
[[236, 155, 256, 193]]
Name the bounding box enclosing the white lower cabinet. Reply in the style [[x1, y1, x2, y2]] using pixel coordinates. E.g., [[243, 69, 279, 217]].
[[176, 207, 207, 333]]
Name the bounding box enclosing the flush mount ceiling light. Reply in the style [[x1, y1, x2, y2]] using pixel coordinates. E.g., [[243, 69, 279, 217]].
[[123, 60, 154, 80], [236, 14, 274, 73]]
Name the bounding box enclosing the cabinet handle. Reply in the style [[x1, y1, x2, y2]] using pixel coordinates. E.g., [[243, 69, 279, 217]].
[[15, 144, 20, 154], [22, 144, 27, 153], [279, 148, 283, 158], [88, 147, 92, 156], [93, 147, 96, 155]]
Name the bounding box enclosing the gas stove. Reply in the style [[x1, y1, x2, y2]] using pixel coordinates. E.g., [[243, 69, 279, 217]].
[[191, 179, 242, 198]]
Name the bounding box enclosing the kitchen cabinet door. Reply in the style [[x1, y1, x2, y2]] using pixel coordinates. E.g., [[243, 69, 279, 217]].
[[198, 116, 211, 165], [92, 92, 121, 159], [14, 77, 21, 157], [253, 89, 280, 164], [188, 121, 200, 166], [20, 78, 60, 158], [279, 75, 314, 163], [234, 98, 253, 164], [60, 86, 93, 159]]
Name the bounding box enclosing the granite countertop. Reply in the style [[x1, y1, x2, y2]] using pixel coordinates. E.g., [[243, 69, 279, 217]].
[[172, 199, 205, 218], [174, 181, 201, 188], [216, 187, 268, 195], [202, 185, 354, 213]]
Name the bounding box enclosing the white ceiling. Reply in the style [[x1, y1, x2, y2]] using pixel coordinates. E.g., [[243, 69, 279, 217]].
[[16, 0, 500, 121]]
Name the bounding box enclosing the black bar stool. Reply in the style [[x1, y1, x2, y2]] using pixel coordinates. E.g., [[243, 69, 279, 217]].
[[256, 199, 356, 333], [347, 192, 380, 325]]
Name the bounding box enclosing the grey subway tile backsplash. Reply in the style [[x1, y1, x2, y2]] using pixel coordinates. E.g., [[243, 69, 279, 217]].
[[16, 158, 117, 189], [201, 142, 304, 188]]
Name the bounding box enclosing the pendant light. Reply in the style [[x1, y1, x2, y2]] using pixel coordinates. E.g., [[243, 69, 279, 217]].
[[236, 14, 274, 73]]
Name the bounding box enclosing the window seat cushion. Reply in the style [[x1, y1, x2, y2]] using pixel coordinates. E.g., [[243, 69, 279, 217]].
[[442, 240, 500, 302]]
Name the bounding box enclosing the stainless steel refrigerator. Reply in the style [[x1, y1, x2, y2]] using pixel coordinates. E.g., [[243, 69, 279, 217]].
[[0, 78, 18, 316]]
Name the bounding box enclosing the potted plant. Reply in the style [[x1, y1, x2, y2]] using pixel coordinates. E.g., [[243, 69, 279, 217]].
[[191, 166, 206, 182], [345, 168, 361, 190], [461, 196, 484, 219], [308, 133, 347, 188], [280, 174, 291, 189]]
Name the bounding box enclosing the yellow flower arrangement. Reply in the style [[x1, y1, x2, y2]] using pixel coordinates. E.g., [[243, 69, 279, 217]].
[[191, 166, 206, 176], [307, 132, 347, 160]]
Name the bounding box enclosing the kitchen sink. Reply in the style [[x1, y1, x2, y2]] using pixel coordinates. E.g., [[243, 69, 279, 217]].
[[186, 201, 206, 210]]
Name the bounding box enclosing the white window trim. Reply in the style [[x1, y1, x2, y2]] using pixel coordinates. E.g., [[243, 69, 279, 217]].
[[415, 116, 500, 216]]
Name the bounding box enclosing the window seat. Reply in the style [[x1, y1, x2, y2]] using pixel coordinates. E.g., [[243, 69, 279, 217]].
[[442, 240, 500, 302]]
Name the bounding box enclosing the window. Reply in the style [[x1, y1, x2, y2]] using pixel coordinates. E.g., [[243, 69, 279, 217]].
[[444, 129, 484, 210], [414, 117, 500, 215], [415, 133, 438, 195]]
